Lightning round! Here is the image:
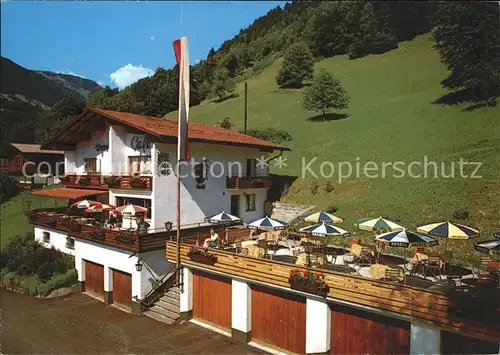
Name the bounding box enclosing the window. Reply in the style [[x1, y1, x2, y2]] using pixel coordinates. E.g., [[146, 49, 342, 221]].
[[245, 194, 256, 211], [66, 237, 75, 250], [246, 158, 257, 177], [84, 158, 98, 173], [115, 197, 152, 219], [129, 156, 152, 175], [42, 231, 50, 243]]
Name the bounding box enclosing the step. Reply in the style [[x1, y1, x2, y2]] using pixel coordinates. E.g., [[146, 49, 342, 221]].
[[160, 295, 180, 307], [165, 290, 180, 300], [155, 300, 180, 314], [149, 305, 180, 320], [143, 310, 176, 325], [168, 287, 180, 295]]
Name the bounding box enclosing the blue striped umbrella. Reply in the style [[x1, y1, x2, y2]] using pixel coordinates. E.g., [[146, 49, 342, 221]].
[[299, 222, 350, 237], [376, 229, 438, 248], [300, 211, 344, 224], [354, 216, 404, 232], [474, 239, 500, 254], [205, 211, 241, 224], [417, 221, 479, 240], [247, 216, 288, 230]]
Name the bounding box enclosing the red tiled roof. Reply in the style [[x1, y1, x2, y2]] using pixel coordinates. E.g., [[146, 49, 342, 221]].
[[88, 107, 290, 151], [31, 188, 108, 200]]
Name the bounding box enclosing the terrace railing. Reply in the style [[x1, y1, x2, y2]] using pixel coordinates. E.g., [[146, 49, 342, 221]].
[[166, 242, 500, 343], [226, 176, 272, 189]]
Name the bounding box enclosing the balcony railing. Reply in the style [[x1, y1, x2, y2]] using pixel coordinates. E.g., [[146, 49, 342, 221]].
[[29, 211, 171, 252], [227, 176, 272, 189], [166, 242, 500, 343], [61, 174, 152, 191]]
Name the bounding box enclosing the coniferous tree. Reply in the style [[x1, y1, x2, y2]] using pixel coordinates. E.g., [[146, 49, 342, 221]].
[[432, 2, 500, 102]]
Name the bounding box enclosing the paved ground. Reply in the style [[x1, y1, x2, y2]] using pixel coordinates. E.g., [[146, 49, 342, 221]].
[[1, 290, 264, 354]]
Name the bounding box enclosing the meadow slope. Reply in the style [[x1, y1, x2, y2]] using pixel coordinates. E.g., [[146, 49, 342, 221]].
[[166, 35, 500, 249]]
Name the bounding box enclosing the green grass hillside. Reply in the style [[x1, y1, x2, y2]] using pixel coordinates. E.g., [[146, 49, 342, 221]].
[[167, 34, 499, 246]]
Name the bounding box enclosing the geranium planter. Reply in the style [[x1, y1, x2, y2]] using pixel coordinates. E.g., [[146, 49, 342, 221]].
[[115, 234, 136, 245], [289, 278, 328, 297], [189, 254, 217, 266]]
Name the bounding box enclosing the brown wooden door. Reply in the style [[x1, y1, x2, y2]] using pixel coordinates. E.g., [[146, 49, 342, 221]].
[[112, 269, 132, 309], [441, 331, 499, 354], [84, 260, 104, 297], [251, 285, 306, 354], [193, 270, 231, 329], [331, 304, 410, 355]]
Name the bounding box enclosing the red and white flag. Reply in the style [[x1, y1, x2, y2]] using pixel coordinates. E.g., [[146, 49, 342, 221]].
[[173, 36, 190, 161]]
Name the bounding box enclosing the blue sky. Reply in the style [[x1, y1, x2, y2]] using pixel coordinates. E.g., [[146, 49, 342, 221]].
[[1, 1, 284, 89]]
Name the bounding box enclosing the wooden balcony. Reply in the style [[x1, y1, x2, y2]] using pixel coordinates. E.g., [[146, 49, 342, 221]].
[[226, 176, 272, 189], [166, 242, 500, 343], [61, 174, 152, 191], [29, 211, 171, 252]]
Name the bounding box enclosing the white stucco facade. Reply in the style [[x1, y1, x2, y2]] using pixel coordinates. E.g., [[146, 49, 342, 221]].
[[74, 239, 174, 300], [34, 226, 75, 256]]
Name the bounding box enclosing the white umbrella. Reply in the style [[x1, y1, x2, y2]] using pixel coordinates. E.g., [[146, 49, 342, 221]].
[[205, 211, 241, 224], [300, 222, 350, 237], [247, 216, 288, 230], [354, 216, 404, 232], [71, 199, 99, 209], [114, 204, 148, 217]]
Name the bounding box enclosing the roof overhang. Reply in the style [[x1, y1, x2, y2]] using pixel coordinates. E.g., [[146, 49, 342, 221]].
[[31, 188, 108, 200]]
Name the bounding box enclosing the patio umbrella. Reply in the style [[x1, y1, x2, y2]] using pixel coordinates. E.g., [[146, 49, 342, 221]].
[[354, 216, 404, 232], [205, 211, 241, 224], [71, 199, 99, 209], [84, 203, 115, 213], [300, 222, 350, 237], [376, 229, 438, 248], [114, 204, 148, 217], [247, 216, 288, 230], [474, 239, 500, 254], [416, 221, 480, 240], [300, 211, 344, 224]]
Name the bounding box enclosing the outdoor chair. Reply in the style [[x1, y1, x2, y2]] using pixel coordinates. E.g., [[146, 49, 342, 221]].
[[240, 248, 248, 256], [356, 247, 375, 266], [324, 246, 337, 265], [425, 256, 443, 278], [474, 256, 493, 279]]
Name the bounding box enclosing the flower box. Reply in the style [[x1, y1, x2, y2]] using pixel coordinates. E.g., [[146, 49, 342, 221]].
[[187, 248, 217, 266], [289, 270, 329, 297], [106, 177, 122, 189], [115, 233, 136, 245], [78, 177, 90, 185], [130, 177, 148, 189], [89, 230, 105, 241], [69, 222, 82, 232]]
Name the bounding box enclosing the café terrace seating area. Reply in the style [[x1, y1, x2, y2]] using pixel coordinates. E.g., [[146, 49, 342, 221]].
[[185, 226, 500, 293]]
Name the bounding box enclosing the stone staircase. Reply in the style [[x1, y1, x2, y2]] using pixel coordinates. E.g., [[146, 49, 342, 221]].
[[271, 202, 316, 223], [143, 286, 180, 325]]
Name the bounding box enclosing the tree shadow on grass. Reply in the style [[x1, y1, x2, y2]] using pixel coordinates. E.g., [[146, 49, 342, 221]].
[[432, 88, 499, 112], [212, 93, 239, 104], [307, 113, 350, 122]]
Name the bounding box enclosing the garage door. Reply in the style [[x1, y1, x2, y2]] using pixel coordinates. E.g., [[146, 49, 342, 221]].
[[251, 285, 306, 354], [112, 269, 132, 309], [331, 304, 410, 354], [193, 270, 231, 329], [84, 260, 104, 297], [441, 331, 499, 354]]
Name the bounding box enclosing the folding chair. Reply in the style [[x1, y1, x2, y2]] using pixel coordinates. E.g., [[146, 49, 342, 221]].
[[382, 268, 402, 283]]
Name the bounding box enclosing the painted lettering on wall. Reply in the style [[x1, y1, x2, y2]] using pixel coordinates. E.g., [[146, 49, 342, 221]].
[[131, 136, 152, 153], [95, 144, 109, 152]]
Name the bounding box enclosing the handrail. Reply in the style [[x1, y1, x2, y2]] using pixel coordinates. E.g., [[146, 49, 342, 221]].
[[138, 269, 177, 311]]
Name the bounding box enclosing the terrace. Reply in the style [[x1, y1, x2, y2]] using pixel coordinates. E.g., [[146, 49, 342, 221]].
[[166, 230, 500, 343]]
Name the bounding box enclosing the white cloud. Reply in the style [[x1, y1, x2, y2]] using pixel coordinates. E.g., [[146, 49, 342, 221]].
[[56, 70, 83, 78], [97, 80, 106, 87], [109, 64, 153, 89]]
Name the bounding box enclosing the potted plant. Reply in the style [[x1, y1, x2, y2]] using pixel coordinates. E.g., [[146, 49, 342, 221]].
[[89, 230, 105, 241], [288, 269, 330, 297], [115, 232, 136, 245], [187, 248, 217, 266], [106, 176, 122, 188], [78, 176, 90, 185], [130, 177, 148, 189]]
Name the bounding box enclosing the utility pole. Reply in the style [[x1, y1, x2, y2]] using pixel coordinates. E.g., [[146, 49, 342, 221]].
[[244, 82, 248, 134]]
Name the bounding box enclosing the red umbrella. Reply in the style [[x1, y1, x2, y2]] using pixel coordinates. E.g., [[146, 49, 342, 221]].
[[84, 203, 115, 213], [71, 199, 100, 209], [114, 204, 148, 217]]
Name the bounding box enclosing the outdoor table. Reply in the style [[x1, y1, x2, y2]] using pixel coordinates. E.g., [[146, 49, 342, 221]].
[[412, 252, 444, 267], [295, 252, 325, 267], [241, 240, 257, 248], [300, 237, 323, 246]]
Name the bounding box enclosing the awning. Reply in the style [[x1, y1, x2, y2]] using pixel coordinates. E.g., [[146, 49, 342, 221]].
[[31, 188, 108, 200]]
